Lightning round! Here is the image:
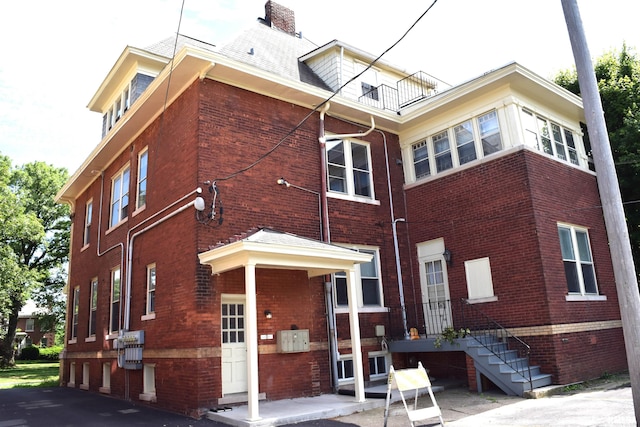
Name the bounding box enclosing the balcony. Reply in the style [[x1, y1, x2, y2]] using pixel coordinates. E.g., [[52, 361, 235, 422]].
[[357, 71, 450, 112]]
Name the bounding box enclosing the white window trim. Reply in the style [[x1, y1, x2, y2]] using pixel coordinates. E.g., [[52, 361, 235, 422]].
[[144, 264, 156, 318], [88, 277, 98, 338], [110, 267, 121, 335], [464, 257, 498, 302], [68, 362, 76, 388], [408, 109, 503, 183], [25, 318, 35, 332], [139, 363, 157, 402], [333, 245, 385, 312], [109, 164, 130, 229], [326, 137, 377, 203], [558, 223, 600, 298], [82, 199, 92, 249], [521, 109, 582, 167], [70, 286, 80, 342], [99, 362, 111, 394], [368, 351, 390, 381], [336, 354, 354, 385], [135, 148, 148, 212], [80, 362, 90, 390]]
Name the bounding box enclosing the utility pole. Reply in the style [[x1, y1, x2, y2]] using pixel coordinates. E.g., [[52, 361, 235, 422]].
[[561, 0, 640, 423]]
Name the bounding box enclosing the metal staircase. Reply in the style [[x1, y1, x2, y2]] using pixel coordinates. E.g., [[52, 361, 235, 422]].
[[461, 300, 552, 396]]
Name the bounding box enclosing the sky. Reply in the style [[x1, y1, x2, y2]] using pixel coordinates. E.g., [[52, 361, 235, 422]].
[[1, 0, 638, 176]]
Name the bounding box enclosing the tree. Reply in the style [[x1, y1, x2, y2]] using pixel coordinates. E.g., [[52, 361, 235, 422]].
[[0, 155, 69, 367], [555, 44, 640, 272]]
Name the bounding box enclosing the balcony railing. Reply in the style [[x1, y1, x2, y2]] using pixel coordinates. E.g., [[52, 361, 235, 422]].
[[357, 71, 449, 112], [387, 300, 455, 339]]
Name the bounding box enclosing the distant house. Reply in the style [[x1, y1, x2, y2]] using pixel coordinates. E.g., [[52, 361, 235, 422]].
[[14, 301, 55, 352], [55, 1, 627, 420]]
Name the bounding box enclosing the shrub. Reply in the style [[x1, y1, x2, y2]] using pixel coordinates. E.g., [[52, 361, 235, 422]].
[[19, 346, 40, 360], [39, 346, 62, 361]]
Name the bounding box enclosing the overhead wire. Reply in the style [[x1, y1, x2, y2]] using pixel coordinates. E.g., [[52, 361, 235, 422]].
[[213, 0, 440, 181]]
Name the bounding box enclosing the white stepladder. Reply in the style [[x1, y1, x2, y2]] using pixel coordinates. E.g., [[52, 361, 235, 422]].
[[383, 362, 445, 427]]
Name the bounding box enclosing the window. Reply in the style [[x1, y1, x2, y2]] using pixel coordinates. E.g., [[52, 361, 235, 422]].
[[89, 278, 98, 337], [221, 302, 245, 344], [433, 131, 453, 172], [25, 318, 35, 332], [368, 352, 388, 380], [100, 362, 111, 394], [136, 149, 148, 210], [478, 110, 502, 155], [140, 364, 157, 402], [102, 84, 133, 137], [337, 354, 354, 382], [522, 109, 580, 166], [334, 247, 383, 309], [411, 110, 503, 181], [110, 166, 130, 228], [83, 200, 92, 246], [81, 362, 90, 390], [146, 264, 156, 315], [412, 140, 430, 179], [110, 268, 121, 334], [464, 257, 497, 302], [454, 120, 477, 165], [71, 287, 80, 340], [361, 82, 379, 101], [326, 139, 373, 199], [558, 224, 598, 295]]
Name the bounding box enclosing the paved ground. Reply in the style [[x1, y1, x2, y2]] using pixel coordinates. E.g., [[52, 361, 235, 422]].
[[0, 373, 634, 426]]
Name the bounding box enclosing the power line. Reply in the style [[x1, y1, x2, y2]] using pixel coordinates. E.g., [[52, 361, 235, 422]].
[[214, 0, 440, 181]]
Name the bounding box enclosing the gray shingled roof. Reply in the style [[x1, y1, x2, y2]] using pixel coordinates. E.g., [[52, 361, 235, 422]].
[[217, 22, 330, 90], [144, 34, 216, 58]]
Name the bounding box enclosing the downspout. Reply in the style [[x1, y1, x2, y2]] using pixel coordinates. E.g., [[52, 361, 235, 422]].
[[318, 102, 339, 392], [377, 129, 410, 339]]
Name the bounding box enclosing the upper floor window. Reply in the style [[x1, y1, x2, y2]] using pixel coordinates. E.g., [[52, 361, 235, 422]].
[[71, 286, 80, 340], [25, 318, 35, 332], [110, 166, 130, 228], [137, 149, 148, 210], [558, 224, 598, 295], [89, 278, 98, 337], [110, 268, 121, 334], [411, 110, 503, 181], [146, 264, 156, 315], [327, 139, 373, 199], [522, 109, 580, 166], [334, 247, 383, 309], [83, 200, 92, 246]]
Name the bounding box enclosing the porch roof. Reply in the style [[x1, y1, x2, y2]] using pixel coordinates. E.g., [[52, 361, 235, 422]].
[[198, 228, 372, 277]]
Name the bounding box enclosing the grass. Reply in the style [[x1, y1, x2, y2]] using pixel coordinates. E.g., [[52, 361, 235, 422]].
[[0, 361, 60, 389]]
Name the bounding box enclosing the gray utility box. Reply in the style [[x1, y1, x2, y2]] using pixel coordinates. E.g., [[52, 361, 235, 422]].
[[276, 329, 310, 353]]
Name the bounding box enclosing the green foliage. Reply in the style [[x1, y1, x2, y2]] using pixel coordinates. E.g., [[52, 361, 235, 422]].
[[0, 154, 69, 367], [18, 346, 40, 361], [554, 44, 640, 273], [38, 346, 62, 361], [434, 327, 470, 348]]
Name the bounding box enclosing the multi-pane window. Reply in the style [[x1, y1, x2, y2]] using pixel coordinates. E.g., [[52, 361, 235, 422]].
[[89, 278, 98, 337], [335, 248, 382, 308], [337, 355, 354, 382], [558, 224, 598, 295], [137, 149, 148, 210], [412, 141, 430, 179], [522, 109, 580, 166], [83, 200, 92, 246], [478, 110, 502, 155], [326, 139, 373, 199], [411, 110, 503, 181], [25, 318, 35, 332], [221, 303, 245, 344], [368, 352, 388, 380], [110, 166, 130, 228], [110, 268, 121, 334], [454, 120, 477, 165], [146, 264, 156, 315], [71, 286, 80, 340]]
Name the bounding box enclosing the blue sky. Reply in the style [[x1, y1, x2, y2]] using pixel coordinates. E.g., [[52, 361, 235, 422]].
[[1, 0, 638, 175]]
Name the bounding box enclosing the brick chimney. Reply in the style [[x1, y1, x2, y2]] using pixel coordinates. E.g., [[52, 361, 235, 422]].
[[264, 1, 296, 36]]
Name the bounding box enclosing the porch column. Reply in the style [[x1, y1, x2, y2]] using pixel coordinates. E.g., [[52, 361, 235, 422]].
[[346, 267, 365, 402], [245, 262, 261, 421]]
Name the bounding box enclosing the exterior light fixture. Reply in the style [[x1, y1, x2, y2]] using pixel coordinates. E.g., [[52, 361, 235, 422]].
[[276, 177, 291, 187], [264, 310, 272, 319], [443, 249, 452, 266]]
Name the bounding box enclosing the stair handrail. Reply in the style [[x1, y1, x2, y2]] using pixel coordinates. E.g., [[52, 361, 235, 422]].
[[460, 298, 533, 391]]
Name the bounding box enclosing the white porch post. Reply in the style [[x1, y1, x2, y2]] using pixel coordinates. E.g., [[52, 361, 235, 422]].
[[346, 267, 365, 402], [245, 262, 261, 421]]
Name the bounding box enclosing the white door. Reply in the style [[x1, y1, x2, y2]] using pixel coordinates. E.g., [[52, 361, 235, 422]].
[[221, 296, 247, 395], [420, 259, 452, 335]]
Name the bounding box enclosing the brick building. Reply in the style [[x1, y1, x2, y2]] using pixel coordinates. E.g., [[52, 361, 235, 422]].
[[56, 1, 627, 420]]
